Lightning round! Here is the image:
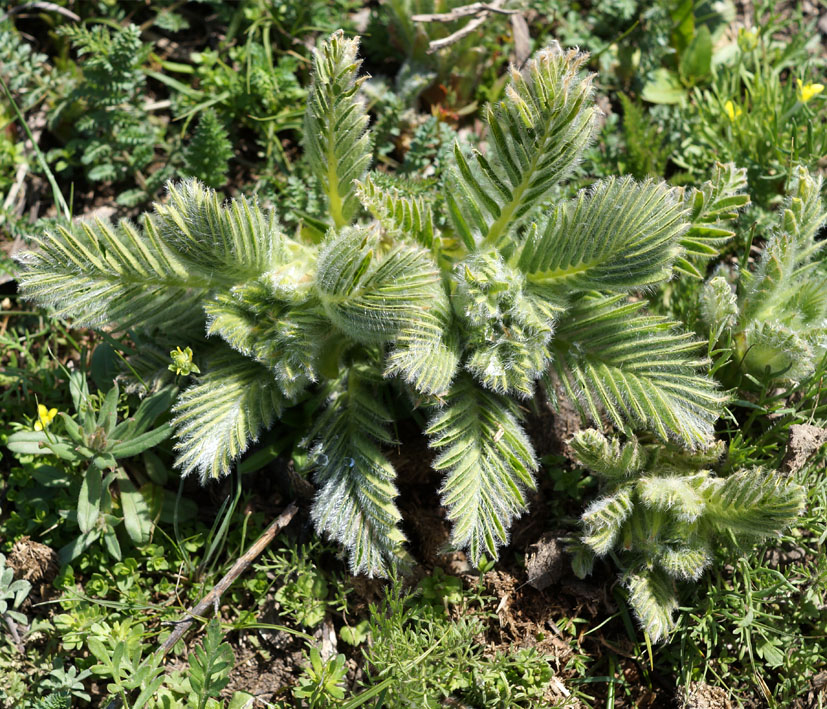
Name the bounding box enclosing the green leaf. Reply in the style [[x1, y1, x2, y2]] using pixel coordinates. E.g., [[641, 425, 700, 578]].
[[679, 24, 712, 81], [448, 43, 596, 248], [518, 177, 687, 291], [109, 423, 173, 458], [118, 471, 153, 544], [670, 0, 695, 54], [427, 375, 538, 565], [304, 30, 372, 227], [625, 569, 678, 643], [102, 526, 122, 560], [97, 383, 120, 435], [552, 295, 725, 447], [355, 173, 435, 250], [315, 226, 445, 345], [677, 163, 749, 275], [309, 367, 408, 576], [189, 620, 234, 705], [112, 386, 177, 439], [704, 469, 804, 539], [6, 431, 77, 460], [171, 352, 284, 480], [78, 467, 102, 534], [642, 68, 685, 105]]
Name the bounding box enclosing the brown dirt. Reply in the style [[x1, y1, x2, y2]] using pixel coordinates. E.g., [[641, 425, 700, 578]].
[[5, 536, 60, 609], [525, 532, 568, 591], [679, 680, 733, 709], [782, 424, 827, 473]]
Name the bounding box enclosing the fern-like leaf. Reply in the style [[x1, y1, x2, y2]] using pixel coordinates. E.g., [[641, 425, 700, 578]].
[[154, 179, 283, 280], [705, 468, 805, 539], [637, 474, 705, 522], [304, 30, 372, 227], [17, 180, 284, 332], [569, 429, 645, 480], [309, 367, 408, 576], [16, 214, 208, 331], [658, 543, 711, 580], [625, 569, 678, 643], [676, 162, 749, 277], [448, 43, 596, 248], [172, 352, 284, 480], [355, 173, 435, 249], [189, 619, 234, 704], [518, 177, 687, 291], [385, 312, 460, 396], [453, 251, 562, 397], [183, 108, 233, 188], [580, 488, 634, 555], [315, 226, 446, 345], [205, 280, 328, 399], [551, 295, 725, 447], [427, 375, 538, 564]]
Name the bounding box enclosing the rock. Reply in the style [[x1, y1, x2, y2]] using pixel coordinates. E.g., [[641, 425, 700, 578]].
[[525, 533, 567, 591], [781, 424, 827, 473]]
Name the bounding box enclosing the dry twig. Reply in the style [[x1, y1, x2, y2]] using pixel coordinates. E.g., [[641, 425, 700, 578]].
[[103, 501, 299, 709], [158, 501, 299, 654], [411, 2, 515, 22], [412, 0, 514, 54]]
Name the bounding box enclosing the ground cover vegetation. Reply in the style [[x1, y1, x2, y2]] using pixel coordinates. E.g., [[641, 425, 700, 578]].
[[1, 1, 826, 707]]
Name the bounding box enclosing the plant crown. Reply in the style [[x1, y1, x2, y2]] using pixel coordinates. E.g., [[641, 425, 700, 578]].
[[19, 32, 749, 575]]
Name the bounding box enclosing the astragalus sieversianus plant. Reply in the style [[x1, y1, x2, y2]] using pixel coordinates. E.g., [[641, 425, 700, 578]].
[[568, 429, 804, 642], [18, 31, 744, 576]]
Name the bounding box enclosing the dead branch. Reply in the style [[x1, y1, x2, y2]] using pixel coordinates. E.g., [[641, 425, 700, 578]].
[[413, 0, 513, 54], [412, 2, 515, 22], [103, 501, 298, 709], [158, 501, 299, 654]]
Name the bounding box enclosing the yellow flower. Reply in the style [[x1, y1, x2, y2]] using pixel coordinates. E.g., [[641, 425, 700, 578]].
[[724, 100, 742, 121], [34, 404, 58, 431], [797, 78, 824, 104], [737, 28, 758, 52]]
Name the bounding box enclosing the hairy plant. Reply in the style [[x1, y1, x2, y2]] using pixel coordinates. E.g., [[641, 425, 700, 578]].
[[18, 32, 736, 576], [568, 429, 805, 642], [700, 166, 827, 385]]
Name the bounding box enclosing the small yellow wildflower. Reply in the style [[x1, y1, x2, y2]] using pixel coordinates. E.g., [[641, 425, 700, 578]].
[[737, 28, 758, 53], [724, 100, 742, 121], [34, 404, 58, 431], [797, 78, 824, 104]]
